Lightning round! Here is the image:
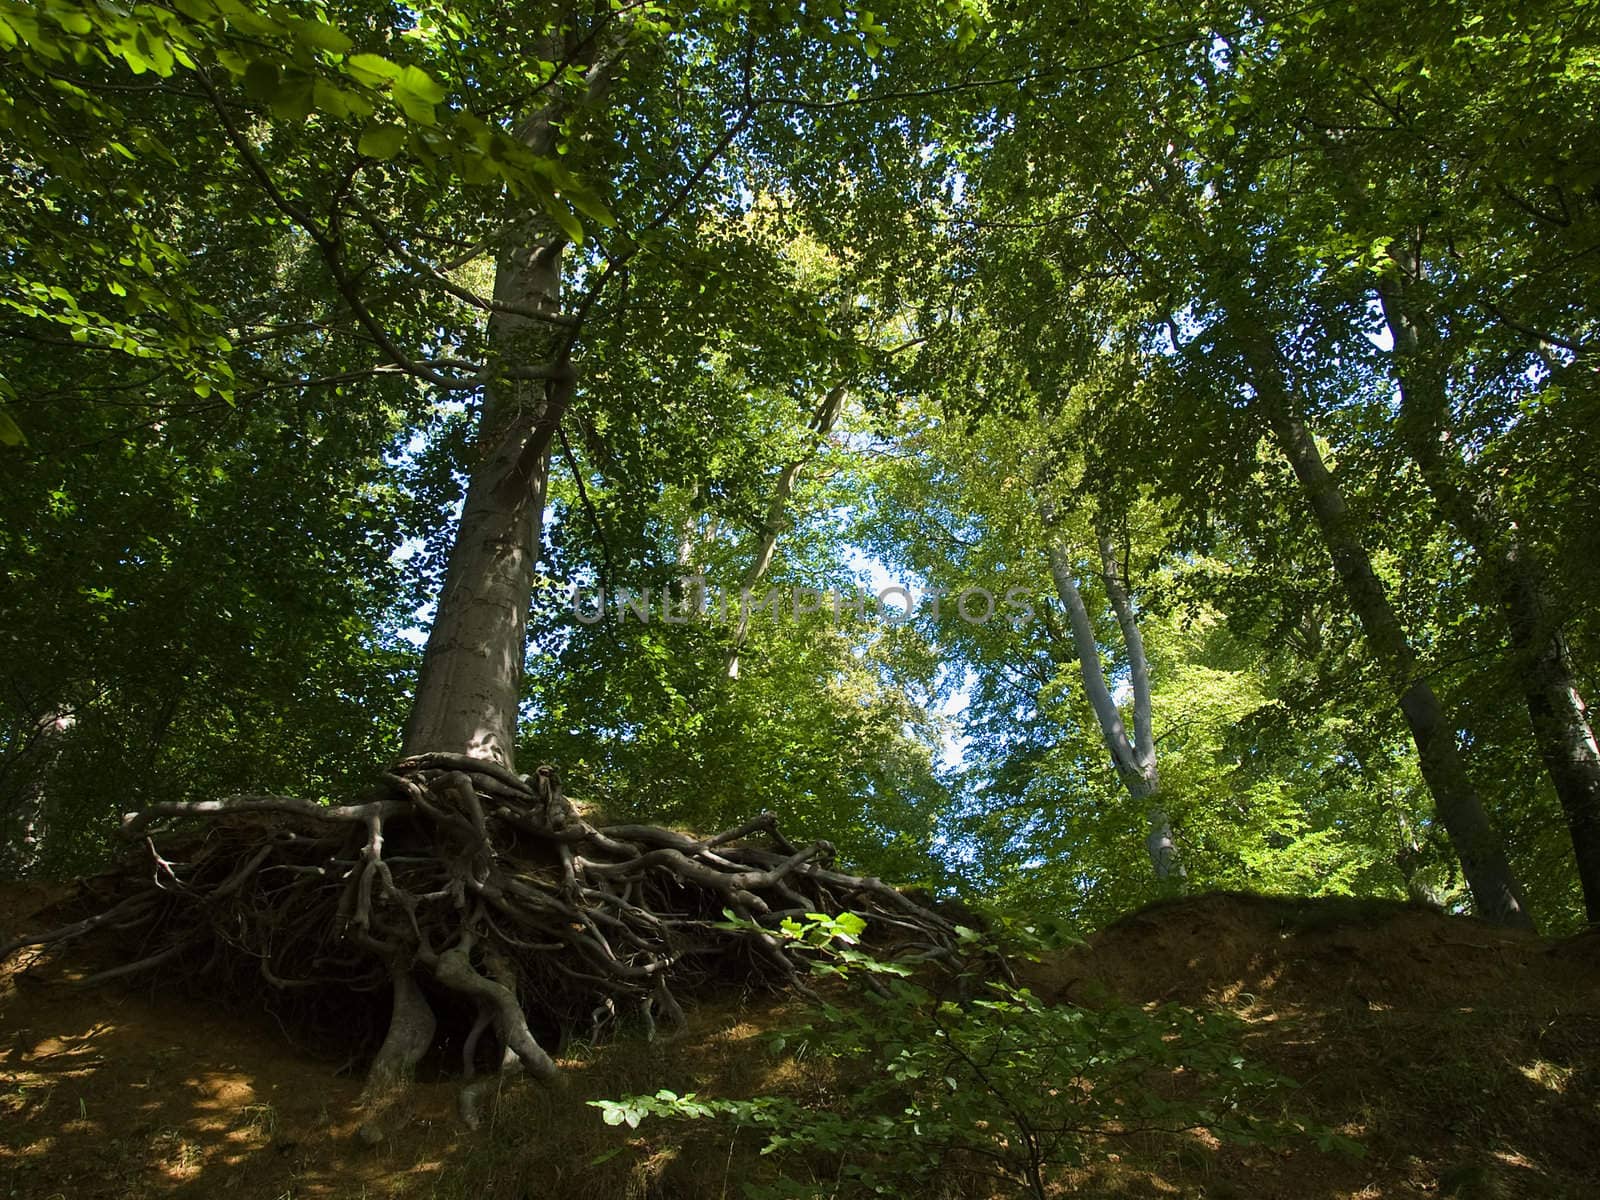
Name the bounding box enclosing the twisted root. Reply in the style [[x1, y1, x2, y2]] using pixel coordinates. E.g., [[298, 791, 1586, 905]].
[[2, 756, 957, 1137]]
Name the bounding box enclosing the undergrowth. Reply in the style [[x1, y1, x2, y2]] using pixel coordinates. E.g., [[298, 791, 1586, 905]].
[[592, 913, 1354, 1198]]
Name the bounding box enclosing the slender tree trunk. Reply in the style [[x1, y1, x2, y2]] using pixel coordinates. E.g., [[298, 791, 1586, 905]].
[[1378, 262, 1600, 922], [676, 483, 702, 570], [0, 708, 73, 874], [724, 384, 847, 680], [1502, 563, 1600, 921], [1042, 510, 1179, 879], [1239, 333, 1534, 929], [1095, 525, 1180, 878]]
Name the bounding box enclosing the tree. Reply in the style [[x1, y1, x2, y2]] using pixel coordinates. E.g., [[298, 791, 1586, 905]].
[[6, 8, 1595, 1164], [913, 0, 1580, 926], [1043, 514, 1176, 879], [1244, 0, 1600, 921], [2, 0, 975, 1134]]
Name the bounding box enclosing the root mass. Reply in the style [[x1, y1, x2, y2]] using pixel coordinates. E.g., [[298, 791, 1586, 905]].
[[1, 755, 957, 1137]]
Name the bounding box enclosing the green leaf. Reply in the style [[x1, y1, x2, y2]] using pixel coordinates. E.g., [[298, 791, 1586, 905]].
[[0, 408, 24, 446], [396, 65, 447, 104], [543, 199, 584, 245], [358, 123, 407, 159], [291, 17, 353, 55], [312, 80, 356, 119], [833, 911, 868, 940], [563, 184, 617, 229], [242, 60, 281, 102], [392, 64, 447, 123], [393, 90, 437, 124], [269, 75, 317, 122], [52, 11, 93, 36], [344, 52, 402, 85]]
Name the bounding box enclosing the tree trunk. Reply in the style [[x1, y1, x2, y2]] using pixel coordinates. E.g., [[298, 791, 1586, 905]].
[[724, 384, 848, 680], [1239, 333, 1535, 929], [400, 241, 568, 770], [1378, 261, 1600, 923], [396, 39, 611, 771], [1096, 524, 1180, 879], [398, 15, 636, 769], [1042, 511, 1179, 880], [0, 708, 73, 874]]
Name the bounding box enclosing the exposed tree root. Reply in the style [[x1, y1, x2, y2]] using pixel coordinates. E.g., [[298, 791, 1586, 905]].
[[0, 756, 958, 1138]]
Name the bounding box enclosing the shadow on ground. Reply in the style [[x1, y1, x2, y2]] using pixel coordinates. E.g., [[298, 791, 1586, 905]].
[[5, 884, 1598, 1199]]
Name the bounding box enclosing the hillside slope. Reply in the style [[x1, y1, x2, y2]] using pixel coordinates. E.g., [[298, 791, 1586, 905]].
[[1022, 893, 1600, 1197], [3, 885, 1596, 1198]]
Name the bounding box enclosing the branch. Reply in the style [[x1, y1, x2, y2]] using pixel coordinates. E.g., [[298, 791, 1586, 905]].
[[1096, 521, 1155, 772], [197, 73, 563, 393], [1042, 522, 1141, 781]]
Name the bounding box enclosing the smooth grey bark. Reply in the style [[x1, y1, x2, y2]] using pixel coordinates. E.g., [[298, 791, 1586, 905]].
[[400, 44, 620, 770], [1043, 514, 1179, 879], [1377, 257, 1600, 923], [1239, 332, 1534, 929], [676, 483, 703, 570], [1095, 526, 1181, 877], [400, 240, 567, 769], [724, 384, 848, 680]]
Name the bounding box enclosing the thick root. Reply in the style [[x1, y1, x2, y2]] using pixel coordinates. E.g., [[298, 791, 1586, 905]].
[[356, 967, 437, 1145], [1, 756, 958, 1134]]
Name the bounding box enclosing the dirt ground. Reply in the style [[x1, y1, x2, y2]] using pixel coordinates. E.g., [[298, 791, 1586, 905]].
[[3, 884, 1597, 1199], [1021, 892, 1600, 1198]]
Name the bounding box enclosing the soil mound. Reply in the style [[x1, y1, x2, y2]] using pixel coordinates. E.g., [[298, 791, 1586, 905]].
[[1022, 892, 1600, 1198], [4, 886, 1597, 1198]]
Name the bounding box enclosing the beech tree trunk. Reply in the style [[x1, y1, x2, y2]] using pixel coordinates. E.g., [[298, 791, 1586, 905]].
[[1096, 525, 1181, 878], [1042, 510, 1179, 880], [399, 48, 607, 770], [400, 242, 567, 770], [1240, 334, 1534, 929], [724, 384, 848, 680], [1378, 259, 1600, 923]]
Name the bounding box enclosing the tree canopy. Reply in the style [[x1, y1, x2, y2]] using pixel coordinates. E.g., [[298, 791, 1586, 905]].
[[3, 0, 1596, 937]]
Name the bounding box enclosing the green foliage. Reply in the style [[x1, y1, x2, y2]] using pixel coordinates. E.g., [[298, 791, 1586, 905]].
[[1, 0, 975, 876], [594, 915, 1325, 1198], [2, 0, 1594, 935], [518, 205, 959, 885]]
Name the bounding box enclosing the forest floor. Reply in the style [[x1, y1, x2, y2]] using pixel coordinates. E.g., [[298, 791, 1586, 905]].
[[2, 882, 1596, 1199]]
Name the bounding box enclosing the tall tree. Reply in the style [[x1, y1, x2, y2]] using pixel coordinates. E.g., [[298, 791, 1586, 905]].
[[1233, 322, 1532, 927], [1376, 253, 1600, 921], [2, 0, 981, 1131], [922, 0, 1573, 925], [1043, 516, 1177, 879], [399, 21, 619, 766]]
